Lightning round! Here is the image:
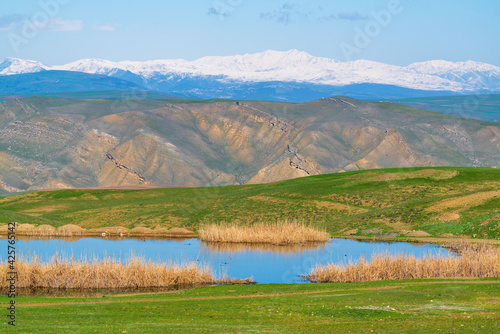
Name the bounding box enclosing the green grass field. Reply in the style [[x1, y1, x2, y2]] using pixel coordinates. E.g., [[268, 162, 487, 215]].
[[2, 279, 499, 333], [1, 167, 499, 239]]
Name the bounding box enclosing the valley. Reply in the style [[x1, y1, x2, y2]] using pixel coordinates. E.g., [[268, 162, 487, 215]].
[[1, 2, 499, 333]]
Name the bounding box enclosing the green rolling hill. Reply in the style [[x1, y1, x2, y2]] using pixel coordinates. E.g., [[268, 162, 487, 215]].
[[1, 167, 499, 239]]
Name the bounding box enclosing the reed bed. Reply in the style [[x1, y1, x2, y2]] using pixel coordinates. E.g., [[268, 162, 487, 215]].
[[305, 243, 500, 283], [0, 254, 252, 293], [198, 221, 330, 244], [0, 223, 197, 238], [441, 240, 495, 254]]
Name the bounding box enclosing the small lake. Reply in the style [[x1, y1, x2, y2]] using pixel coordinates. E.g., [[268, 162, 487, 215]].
[[0, 238, 454, 284]]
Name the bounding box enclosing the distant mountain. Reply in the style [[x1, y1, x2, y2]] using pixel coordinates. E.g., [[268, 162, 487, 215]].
[[0, 96, 499, 193], [0, 58, 49, 75], [0, 71, 146, 95], [1, 50, 500, 101]]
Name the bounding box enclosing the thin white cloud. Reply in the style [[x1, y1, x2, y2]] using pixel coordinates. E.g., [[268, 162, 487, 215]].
[[337, 12, 368, 22], [92, 24, 116, 31], [207, 7, 230, 18], [45, 18, 83, 31], [261, 4, 368, 25], [260, 3, 311, 25]]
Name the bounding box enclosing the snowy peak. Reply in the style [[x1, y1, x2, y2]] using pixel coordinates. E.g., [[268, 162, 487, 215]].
[[194, 49, 318, 69], [405, 60, 500, 77], [0, 58, 49, 75], [53, 58, 122, 75], [404, 60, 500, 90]]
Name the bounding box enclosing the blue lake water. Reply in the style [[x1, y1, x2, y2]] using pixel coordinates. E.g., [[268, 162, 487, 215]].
[[0, 238, 454, 284]]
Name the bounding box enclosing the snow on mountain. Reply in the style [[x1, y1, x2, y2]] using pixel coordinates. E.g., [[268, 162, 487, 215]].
[[0, 58, 49, 75], [2, 50, 500, 93], [405, 60, 500, 91]]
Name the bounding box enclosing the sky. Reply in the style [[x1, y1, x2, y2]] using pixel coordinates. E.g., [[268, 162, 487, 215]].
[[0, 0, 499, 66]]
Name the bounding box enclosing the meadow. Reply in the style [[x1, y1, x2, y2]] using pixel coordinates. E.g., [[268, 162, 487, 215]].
[[0, 167, 499, 332], [1, 279, 498, 333], [0, 167, 499, 240]]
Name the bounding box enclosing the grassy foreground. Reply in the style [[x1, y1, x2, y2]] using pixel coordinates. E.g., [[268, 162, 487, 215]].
[[1, 279, 499, 333], [0, 167, 499, 239]]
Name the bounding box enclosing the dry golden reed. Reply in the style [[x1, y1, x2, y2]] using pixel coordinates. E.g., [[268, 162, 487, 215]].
[[198, 221, 330, 244], [442, 241, 494, 254], [0, 223, 196, 238], [305, 243, 500, 283], [0, 254, 247, 292]]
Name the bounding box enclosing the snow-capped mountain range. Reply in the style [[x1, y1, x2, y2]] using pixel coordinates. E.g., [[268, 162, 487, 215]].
[[1, 50, 499, 99]]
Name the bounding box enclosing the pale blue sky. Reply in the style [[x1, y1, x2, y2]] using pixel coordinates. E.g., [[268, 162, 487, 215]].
[[1, 0, 499, 66]]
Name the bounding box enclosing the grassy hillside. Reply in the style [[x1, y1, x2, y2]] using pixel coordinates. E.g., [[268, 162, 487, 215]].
[[0, 167, 499, 239]]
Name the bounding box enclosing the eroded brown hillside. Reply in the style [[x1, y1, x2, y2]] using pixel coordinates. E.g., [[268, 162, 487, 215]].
[[0, 96, 499, 192]]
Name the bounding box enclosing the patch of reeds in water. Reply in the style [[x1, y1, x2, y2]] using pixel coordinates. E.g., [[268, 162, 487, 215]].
[[198, 221, 330, 244], [0, 223, 197, 238], [0, 254, 253, 293], [304, 242, 500, 283], [441, 241, 494, 254]]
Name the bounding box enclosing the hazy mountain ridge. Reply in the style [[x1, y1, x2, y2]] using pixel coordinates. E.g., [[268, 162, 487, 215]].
[[0, 71, 146, 96], [0, 96, 499, 194]]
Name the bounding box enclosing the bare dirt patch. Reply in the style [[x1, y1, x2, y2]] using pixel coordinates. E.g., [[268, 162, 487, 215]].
[[426, 190, 500, 212], [439, 233, 456, 238], [407, 231, 431, 237], [130, 227, 154, 235], [21, 204, 68, 216], [480, 214, 500, 226], [372, 169, 459, 182], [58, 224, 86, 236], [408, 169, 459, 180], [439, 213, 461, 221], [313, 200, 367, 214]]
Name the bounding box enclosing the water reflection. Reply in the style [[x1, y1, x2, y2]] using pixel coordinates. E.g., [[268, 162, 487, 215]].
[[0, 238, 453, 284], [201, 241, 328, 254], [0, 235, 194, 242]]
